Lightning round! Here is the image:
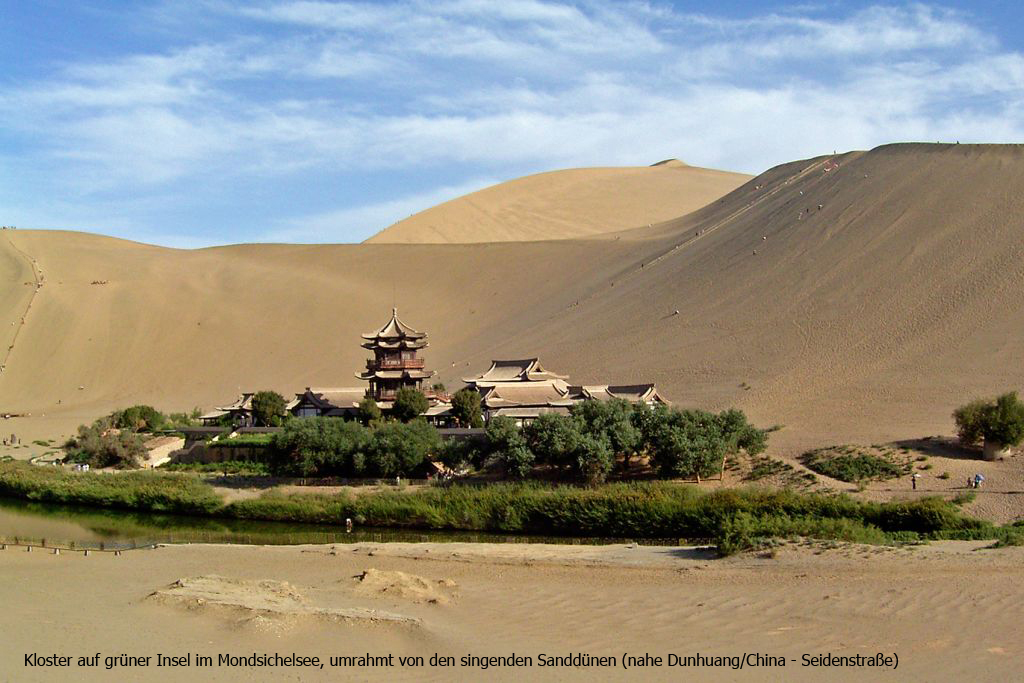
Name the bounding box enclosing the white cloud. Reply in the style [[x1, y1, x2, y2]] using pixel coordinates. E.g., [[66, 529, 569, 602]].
[[2, 1, 1023, 244], [257, 176, 500, 242]]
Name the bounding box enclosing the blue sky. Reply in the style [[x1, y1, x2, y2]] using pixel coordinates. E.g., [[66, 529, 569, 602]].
[[1, 1, 1022, 247]]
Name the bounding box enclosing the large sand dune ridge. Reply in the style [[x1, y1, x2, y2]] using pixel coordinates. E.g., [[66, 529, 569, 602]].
[[366, 161, 750, 243], [2, 143, 1023, 452]]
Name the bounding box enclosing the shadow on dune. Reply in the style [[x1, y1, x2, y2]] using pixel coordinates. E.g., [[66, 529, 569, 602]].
[[892, 437, 983, 461]]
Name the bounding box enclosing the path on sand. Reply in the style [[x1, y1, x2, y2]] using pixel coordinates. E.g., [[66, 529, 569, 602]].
[[0, 233, 43, 386]]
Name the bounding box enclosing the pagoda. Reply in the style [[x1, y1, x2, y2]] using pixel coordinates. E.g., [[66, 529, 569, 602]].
[[357, 308, 435, 405]]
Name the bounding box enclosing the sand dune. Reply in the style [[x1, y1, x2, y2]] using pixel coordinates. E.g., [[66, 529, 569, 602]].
[[3, 541, 1022, 681], [2, 144, 1024, 458], [366, 161, 750, 243]]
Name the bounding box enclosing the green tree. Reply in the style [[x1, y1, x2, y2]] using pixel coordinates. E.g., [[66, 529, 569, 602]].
[[270, 417, 370, 476], [953, 398, 989, 445], [717, 408, 768, 456], [251, 390, 287, 427], [954, 392, 1024, 448], [524, 413, 583, 470], [571, 399, 641, 471], [365, 420, 441, 476], [645, 408, 727, 480], [392, 387, 429, 422], [111, 405, 166, 432], [64, 418, 147, 469], [486, 416, 533, 478], [573, 433, 615, 485], [450, 388, 484, 428], [357, 395, 382, 425]]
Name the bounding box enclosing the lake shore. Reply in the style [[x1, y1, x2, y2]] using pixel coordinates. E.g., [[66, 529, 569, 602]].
[[2, 539, 1022, 681]]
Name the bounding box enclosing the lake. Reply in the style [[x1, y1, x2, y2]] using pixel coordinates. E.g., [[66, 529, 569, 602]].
[[0, 497, 674, 550]]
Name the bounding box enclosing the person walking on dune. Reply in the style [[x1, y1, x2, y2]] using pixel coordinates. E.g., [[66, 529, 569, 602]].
[[911, 472, 920, 490]]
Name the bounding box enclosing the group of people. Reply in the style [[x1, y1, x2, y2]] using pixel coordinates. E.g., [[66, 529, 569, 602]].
[[910, 472, 986, 490]]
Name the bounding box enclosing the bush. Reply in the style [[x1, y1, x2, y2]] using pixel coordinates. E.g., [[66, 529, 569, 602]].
[[64, 419, 147, 469], [437, 438, 484, 471], [365, 420, 441, 477], [450, 388, 484, 428], [392, 388, 429, 422], [111, 405, 166, 432], [270, 418, 370, 476], [953, 391, 1024, 448], [802, 450, 908, 482], [252, 390, 287, 427]]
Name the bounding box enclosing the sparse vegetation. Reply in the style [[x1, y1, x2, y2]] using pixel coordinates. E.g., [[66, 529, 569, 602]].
[[801, 445, 912, 483]]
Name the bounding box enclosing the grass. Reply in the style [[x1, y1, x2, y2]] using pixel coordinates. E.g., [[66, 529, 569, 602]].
[[801, 445, 912, 482], [0, 462, 1016, 556], [0, 461, 222, 514]]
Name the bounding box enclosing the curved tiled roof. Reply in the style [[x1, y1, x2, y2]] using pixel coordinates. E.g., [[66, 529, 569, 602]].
[[464, 358, 568, 384], [361, 308, 427, 341]]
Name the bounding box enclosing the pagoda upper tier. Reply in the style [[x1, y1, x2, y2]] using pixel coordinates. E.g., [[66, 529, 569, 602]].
[[358, 308, 434, 400]]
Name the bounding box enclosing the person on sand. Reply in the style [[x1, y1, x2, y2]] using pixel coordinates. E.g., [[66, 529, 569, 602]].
[[974, 473, 985, 489], [911, 473, 920, 490]]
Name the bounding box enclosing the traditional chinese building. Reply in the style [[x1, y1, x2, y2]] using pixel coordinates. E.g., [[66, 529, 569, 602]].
[[463, 358, 668, 425], [357, 308, 435, 408]]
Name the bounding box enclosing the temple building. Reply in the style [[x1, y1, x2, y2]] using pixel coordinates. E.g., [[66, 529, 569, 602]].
[[463, 358, 668, 425], [357, 308, 436, 410], [289, 387, 366, 419]]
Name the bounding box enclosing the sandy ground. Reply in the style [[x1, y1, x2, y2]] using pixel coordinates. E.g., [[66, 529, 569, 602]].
[[367, 161, 750, 243], [1, 539, 1021, 682], [3, 144, 1023, 457]]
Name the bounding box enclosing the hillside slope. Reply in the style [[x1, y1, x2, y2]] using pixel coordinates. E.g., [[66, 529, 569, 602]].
[[365, 161, 751, 243], [2, 144, 1023, 454]]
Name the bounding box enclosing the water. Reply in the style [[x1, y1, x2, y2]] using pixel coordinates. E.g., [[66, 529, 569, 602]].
[[0, 497, 674, 551]]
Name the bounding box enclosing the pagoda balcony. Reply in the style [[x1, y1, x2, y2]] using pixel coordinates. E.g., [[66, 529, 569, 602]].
[[369, 358, 425, 370]]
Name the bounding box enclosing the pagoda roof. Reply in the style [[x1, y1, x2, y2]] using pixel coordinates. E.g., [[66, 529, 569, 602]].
[[463, 358, 568, 385], [567, 384, 669, 405], [362, 308, 427, 341], [361, 339, 427, 350], [216, 392, 254, 412]]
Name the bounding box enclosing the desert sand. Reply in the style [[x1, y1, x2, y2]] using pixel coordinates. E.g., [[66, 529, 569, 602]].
[[2, 144, 1023, 462], [1, 539, 1021, 681], [366, 161, 751, 243]]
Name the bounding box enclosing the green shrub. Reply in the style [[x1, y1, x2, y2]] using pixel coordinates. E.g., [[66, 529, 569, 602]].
[[111, 405, 166, 432], [954, 392, 1024, 447], [365, 420, 441, 477], [64, 419, 148, 469], [802, 450, 909, 482], [160, 461, 271, 476]]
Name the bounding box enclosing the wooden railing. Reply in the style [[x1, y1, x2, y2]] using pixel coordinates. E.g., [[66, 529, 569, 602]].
[[370, 358, 425, 369]]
